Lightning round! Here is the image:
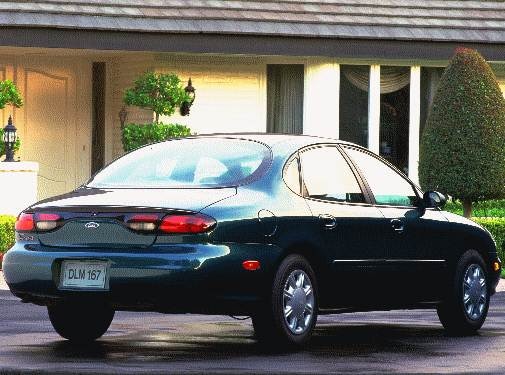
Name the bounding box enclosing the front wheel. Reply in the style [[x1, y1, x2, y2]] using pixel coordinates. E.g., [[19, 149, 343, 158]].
[[437, 250, 489, 335], [48, 302, 115, 342], [252, 254, 318, 347]]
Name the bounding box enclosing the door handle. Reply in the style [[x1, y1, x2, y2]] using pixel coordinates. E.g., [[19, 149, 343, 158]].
[[319, 214, 337, 230], [390, 219, 404, 233]]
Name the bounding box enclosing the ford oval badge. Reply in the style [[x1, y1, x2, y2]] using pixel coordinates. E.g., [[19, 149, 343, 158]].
[[85, 222, 100, 229]]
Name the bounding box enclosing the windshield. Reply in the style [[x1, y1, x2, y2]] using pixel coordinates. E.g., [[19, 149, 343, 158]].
[[88, 138, 271, 188]]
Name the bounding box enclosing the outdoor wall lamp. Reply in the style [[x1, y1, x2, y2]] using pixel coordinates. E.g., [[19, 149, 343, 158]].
[[119, 106, 128, 129], [2, 116, 17, 162], [180, 78, 196, 116]]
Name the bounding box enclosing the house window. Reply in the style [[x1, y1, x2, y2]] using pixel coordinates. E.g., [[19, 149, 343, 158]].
[[340, 65, 412, 173], [379, 66, 410, 173], [339, 65, 369, 148], [267, 65, 304, 134]]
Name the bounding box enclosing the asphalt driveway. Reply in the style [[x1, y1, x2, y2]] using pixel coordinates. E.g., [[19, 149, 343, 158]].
[[0, 274, 505, 374]]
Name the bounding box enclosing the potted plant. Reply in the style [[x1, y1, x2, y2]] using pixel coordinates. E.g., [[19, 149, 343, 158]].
[[122, 72, 193, 152]]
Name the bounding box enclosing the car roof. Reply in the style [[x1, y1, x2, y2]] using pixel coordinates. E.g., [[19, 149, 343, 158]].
[[188, 133, 420, 190], [187, 133, 358, 148]]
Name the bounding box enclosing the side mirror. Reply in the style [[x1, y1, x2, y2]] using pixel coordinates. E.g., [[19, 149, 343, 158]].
[[422, 191, 447, 208]]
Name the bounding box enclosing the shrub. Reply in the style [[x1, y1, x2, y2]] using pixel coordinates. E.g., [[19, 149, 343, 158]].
[[419, 48, 505, 218], [122, 122, 192, 152], [0, 215, 15, 254], [123, 72, 191, 123]]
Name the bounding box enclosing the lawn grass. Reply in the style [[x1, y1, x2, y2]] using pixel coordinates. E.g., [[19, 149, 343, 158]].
[[444, 199, 505, 218]]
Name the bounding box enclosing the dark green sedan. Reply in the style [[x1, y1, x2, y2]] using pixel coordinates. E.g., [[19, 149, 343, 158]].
[[2, 134, 502, 347]]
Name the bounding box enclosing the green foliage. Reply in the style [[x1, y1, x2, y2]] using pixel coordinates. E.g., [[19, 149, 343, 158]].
[[122, 122, 192, 152], [0, 215, 15, 254], [0, 128, 20, 157], [0, 80, 22, 109], [0, 80, 23, 158], [419, 48, 505, 208], [123, 72, 190, 122], [472, 217, 505, 263], [444, 199, 505, 218]]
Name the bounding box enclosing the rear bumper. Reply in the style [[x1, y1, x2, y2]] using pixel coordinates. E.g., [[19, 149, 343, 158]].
[[3, 242, 282, 314]]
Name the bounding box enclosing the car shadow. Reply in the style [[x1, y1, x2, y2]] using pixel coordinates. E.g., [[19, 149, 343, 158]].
[[15, 321, 489, 363]]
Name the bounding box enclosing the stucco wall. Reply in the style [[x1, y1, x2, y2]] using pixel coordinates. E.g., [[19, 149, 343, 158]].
[[157, 55, 267, 136]]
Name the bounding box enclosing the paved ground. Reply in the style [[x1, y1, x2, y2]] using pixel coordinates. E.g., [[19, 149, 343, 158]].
[[1, 272, 505, 374]]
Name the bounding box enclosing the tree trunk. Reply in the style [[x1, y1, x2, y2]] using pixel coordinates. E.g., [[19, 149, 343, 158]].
[[462, 199, 473, 218], [155, 112, 159, 123]]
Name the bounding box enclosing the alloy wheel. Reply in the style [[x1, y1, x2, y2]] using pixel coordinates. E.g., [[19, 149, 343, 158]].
[[282, 269, 315, 334], [462, 263, 487, 321]]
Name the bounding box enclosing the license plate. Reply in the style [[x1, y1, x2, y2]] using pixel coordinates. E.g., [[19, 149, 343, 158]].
[[60, 260, 108, 289]]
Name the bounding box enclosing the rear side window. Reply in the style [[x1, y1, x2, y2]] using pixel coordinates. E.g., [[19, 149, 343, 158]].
[[89, 138, 271, 188], [300, 146, 365, 203], [284, 157, 301, 195], [345, 148, 418, 206]]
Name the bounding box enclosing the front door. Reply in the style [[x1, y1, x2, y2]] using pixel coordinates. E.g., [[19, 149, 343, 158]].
[[344, 147, 448, 303], [14, 58, 91, 200], [299, 145, 388, 308]]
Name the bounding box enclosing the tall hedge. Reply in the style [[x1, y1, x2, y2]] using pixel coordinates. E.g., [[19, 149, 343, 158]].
[[419, 48, 505, 217]]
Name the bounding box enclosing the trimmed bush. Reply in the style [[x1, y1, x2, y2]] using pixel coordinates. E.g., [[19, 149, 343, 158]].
[[123, 72, 191, 123], [419, 48, 505, 217], [122, 122, 192, 152], [0, 215, 15, 253]]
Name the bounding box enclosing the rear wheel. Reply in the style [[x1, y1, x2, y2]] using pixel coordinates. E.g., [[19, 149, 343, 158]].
[[48, 302, 114, 342], [252, 254, 318, 347], [437, 250, 489, 335]]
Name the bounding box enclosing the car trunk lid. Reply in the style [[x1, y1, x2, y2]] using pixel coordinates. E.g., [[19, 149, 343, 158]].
[[29, 187, 235, 248]]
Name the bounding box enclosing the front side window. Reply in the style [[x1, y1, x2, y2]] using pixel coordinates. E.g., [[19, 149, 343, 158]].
[[345, 147, 418, 206], [300, 146, 365, 203], [88, 138, 271, 188]]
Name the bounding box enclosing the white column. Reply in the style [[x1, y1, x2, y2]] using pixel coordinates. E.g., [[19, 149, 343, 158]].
[[303, 62, 340, 138], [408, 66, 421, 184], [368, 65, 381, 154]]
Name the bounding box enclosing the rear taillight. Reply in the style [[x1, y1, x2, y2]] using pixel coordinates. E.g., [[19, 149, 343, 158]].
[[15, 213, 34, 232], [159, 213, 216, 234], [34, 213, 62, 231], [126, 214, 160, 232]]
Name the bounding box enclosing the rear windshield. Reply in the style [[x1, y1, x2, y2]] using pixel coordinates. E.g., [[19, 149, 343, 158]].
[[88, 138, 271, 188]]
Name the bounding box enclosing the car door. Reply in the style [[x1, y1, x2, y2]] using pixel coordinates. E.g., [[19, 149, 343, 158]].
[[343, 146, 448, 302], [298, 145, 389, 308]]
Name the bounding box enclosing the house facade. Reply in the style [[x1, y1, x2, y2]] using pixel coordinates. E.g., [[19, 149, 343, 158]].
[[1, 0, 505, 202]]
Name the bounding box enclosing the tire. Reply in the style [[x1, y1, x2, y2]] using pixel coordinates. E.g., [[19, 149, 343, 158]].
[[47, 302, 114, 342], [437, 250, 489, 336], [252, 254, 318, 347]]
